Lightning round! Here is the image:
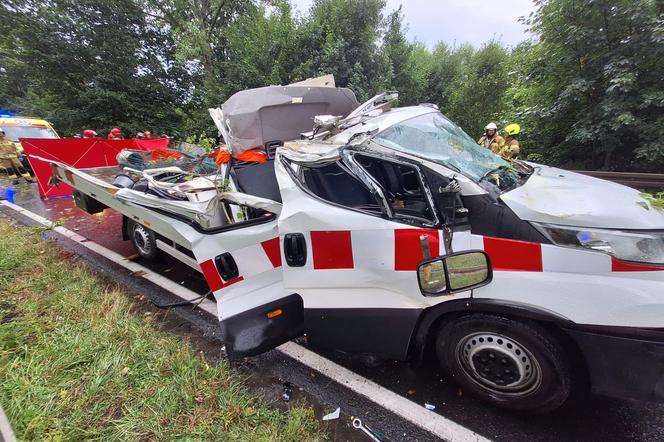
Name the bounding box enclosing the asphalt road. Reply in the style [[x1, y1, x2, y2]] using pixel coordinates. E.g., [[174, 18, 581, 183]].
[[5, 182, 664, 441]]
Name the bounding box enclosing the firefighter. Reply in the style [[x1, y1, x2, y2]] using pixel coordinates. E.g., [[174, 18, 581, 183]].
[[0, 130, 33, 184], [501, 123, 521, 159], [478, 122, 505, 154], [107, 127, 123, 140], [83, 129, 97, 138]]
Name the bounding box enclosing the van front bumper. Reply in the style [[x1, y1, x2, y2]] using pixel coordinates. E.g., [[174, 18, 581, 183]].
[[565, 326, 664, 402]]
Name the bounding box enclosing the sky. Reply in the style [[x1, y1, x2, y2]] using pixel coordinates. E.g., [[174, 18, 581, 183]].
[[291, 0, 537, 48]]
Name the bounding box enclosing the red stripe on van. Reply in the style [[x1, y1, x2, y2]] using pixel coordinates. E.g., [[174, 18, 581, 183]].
[[483, 236, 543, 272], [199, 259, 243, 292], [261, 237, 282, 268], [311, 230, 354, 269], [611, 257, 664, 272], [394, 228, 440, 271]]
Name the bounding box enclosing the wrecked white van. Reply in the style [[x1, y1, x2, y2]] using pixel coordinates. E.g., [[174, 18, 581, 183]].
[[41, 81, 664, 413]]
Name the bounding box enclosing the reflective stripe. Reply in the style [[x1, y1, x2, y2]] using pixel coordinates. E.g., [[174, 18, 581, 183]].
[[394, 228, 440, 271], [199, 259, 243, 291], [311, 230, 354, 270], [483, 236, 543, 272]]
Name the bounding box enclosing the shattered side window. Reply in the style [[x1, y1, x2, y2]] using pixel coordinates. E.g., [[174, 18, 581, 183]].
[[299, 162, 382, 213], [356, 155, 436, 225]]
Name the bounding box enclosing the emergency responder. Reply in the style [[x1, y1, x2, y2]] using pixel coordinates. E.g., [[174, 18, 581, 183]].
[[107, 127, 123, 140], [0, 130, 33, 184], [501, 124, 521, 159], [478, 122, 505, 154], [83, 129, 97, 138]]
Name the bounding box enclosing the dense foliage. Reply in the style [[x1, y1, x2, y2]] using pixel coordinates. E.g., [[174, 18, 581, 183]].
[[1, 0, 662, 171]]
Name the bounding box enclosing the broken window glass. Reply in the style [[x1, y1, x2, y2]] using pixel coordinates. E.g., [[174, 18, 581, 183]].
[[355, 155, 435, 225]]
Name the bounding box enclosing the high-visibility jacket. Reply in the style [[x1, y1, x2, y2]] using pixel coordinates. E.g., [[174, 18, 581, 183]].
[[478, 134, 505, 155], [0, 139, 19, 159], [501, 138, 520, 159]]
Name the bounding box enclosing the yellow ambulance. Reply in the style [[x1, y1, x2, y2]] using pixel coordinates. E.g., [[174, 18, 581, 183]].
[[0, 116, 60, 153]]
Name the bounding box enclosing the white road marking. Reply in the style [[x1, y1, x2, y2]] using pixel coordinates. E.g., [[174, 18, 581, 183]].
[[1, 200, 490, 442], [279, 341, 489, 442], [0, 404, 17, 442]]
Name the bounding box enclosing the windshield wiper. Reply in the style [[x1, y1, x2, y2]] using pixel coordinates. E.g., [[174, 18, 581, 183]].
[[479, 165, 509, 183], [509, 159, 535, 176]]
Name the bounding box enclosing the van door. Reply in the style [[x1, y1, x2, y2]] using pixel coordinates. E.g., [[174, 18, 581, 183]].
[[189, 196, 304, 359], [274, 150, 471, 360]]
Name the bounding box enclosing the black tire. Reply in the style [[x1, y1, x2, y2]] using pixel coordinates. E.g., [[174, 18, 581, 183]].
[[436, 314, 571, 413], [127, 219, 158, 260]]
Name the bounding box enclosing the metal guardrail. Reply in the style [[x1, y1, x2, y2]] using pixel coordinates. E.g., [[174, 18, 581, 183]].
[[574, 171, 664, 189]]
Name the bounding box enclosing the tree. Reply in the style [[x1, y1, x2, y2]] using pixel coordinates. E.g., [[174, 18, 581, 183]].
[[520, 0, 664, 170], [446, 42, 509, 139], [427, 43, 475, 113], [292, 0, 387, 100], [222, 1, 298, 94], [0, 0, 190, 137], [140, 0, 256, 107]]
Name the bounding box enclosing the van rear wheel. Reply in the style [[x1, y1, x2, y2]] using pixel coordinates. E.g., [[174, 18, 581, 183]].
[[436, 314, 571, 413], [127, 220, 158, 260]]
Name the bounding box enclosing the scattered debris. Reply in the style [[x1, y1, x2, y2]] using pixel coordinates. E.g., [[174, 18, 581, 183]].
[[281, 381, 293, 402], [351, 417, 383, 441], [322, 407, 340, 421], [130, 270, 147, 277], [424, 403, 436, 411], [121, 367, 130, 375], [457, 388, 463, 397], [407, 389, 416, 395]]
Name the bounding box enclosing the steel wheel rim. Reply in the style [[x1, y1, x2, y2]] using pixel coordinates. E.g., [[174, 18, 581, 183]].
[[132, 224, 152, 255], [455, 332, 542, 396]]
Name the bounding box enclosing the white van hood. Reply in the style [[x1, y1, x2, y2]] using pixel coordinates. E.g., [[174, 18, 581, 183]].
[[500, 164, 664, 229]]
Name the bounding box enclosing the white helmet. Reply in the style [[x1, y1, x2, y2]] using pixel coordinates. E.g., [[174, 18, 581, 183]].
[[485, 122, 497, 131]]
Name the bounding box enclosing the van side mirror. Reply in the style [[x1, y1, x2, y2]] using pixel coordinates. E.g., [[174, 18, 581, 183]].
[[417, 250, 492, 296]]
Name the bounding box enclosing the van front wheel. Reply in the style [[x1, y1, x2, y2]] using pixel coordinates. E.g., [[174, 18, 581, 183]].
[[436, 314, 571, 413]]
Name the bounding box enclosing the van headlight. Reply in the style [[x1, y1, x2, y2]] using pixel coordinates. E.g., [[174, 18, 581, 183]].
[[532, 223, 664, 265]]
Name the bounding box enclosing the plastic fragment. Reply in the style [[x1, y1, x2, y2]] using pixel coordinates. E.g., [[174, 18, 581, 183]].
[[424, 403, 435, 411], [322, 407, 340, 421]]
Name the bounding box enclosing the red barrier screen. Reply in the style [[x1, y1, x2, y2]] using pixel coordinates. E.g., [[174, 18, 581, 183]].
[[21, 138, 168, 198]]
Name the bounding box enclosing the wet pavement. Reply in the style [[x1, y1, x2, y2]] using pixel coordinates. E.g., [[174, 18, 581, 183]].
[[3, 180, 664, 441]]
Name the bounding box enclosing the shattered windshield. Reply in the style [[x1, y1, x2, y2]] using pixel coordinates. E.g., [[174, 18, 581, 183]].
[[372, 112, 511, 182]]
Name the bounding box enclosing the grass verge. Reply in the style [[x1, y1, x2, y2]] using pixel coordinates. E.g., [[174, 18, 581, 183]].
[[0, 218, 324, 441]]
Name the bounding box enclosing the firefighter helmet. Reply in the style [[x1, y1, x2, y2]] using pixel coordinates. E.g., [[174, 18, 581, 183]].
[[504, 123, 521, 136]]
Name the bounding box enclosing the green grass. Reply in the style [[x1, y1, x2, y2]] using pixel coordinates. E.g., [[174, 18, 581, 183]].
[[0, 218, 324, 441]]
